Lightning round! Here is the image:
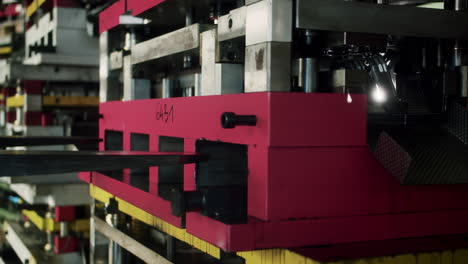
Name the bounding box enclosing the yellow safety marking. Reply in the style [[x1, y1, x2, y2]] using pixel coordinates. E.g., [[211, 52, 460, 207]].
[[90, 185, 221, 259], [29, 256, 37, 264], [70, 219, 90, 232], [22, 210, 58, 232], [237, 249, 468, 264], [454, 249, 468, 264], [43, 96, 99, 107], [90, 184, 113, 204], [6, 95, 24, 108], [0, 46, 12, 55], [89, 186, 468, 264], [26, 0, 47, 18], [22, 209, 89, 233]]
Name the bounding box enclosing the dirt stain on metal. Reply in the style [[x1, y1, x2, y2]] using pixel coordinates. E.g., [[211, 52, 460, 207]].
[[255, 48, 264, 70]]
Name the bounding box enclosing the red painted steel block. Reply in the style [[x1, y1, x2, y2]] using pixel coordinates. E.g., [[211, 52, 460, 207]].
[[5, 87, 16, 97], [53, 0, 77, 7], [54, 235, 78, 254], [6, 111, 16, 123], [55, 206, 76, 222], [83, 93, 468, 252], [99, 0, 125, 33], [23, 112, 52, 126], [23, 80, 43, 95], [0, 4, 20, 17], [128, 0, 167, 16]]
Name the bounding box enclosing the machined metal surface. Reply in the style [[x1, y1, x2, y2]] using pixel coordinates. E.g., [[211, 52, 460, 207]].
[[99, 31, 110, 103], [0, 62, 99, 84], [215, 64, 244, 94], [302, 58, 319, 93], [122, 55, 132, 101], [296, 0, 468, 39], [10, 182, 89, 206], [131, 24, 211, 65], [0, 151, 203, 176], [24, 7, 99, 66], [246, 0, 292, 46], [5, 124, 63, 137], [218, 6, 246, 42], [201, 29, 218, 95], [162, 77, 173, 98], [460, 66, 468, 97], [99, 32, 121, 102], [0, 173, 81, 184], [245, 42, 291, 92], [328, 69, 369, 94], [23, 53, 100, 67], [131, 79, 152, 100], [246, 0, 262, 4], [109, 50, 123, 70]]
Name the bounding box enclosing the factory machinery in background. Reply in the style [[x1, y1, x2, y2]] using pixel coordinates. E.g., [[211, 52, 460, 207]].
[[1, 0, 468, 263], [0, 0, 106, 263]]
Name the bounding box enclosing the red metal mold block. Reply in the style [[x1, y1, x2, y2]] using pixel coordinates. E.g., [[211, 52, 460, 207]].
[[83, 93, 468, 252]]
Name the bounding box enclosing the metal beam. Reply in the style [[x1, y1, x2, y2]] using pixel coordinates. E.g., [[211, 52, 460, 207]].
[[131, 24, 212, 65], [0, 136, 101, 148], [0, 151, 203, 176], [296, 0, 468, 39], [0, 63, 99, 85], [94, 217, 173, 264]]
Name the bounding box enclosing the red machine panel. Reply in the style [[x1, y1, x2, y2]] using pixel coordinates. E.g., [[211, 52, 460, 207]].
[[0, 4, 20, 17], [82, 93, 468, 252], [129, 0, 167, 16], [96, 93, 366, 147], [99, 0, 125, 33]]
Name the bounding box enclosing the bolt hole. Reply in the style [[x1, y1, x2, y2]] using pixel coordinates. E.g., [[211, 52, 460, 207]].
[[228, 18, 233, 29]]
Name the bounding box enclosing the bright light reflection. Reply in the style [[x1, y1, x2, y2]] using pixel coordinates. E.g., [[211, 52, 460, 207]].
[[371, 84, 387, 104]]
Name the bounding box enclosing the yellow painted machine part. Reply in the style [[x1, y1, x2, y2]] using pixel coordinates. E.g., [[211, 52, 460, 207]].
[[6, 95, 24, 108], [238, 249, 468, 264], [71, 218, 91, 232], [0, 46, 12, 55], [22, 209, 89, 233], [6, 95, 98, 108], [90, 185, 468, 264], [42, 96, 99, 107], [22, 210, 58, 232], [26, 0, 47, 18], [89, 185, 221, 259]]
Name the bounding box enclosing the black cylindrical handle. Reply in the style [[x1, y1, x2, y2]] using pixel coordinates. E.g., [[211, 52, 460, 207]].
[[221, 112, 257, 129], [171, 191, 203, 217]]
